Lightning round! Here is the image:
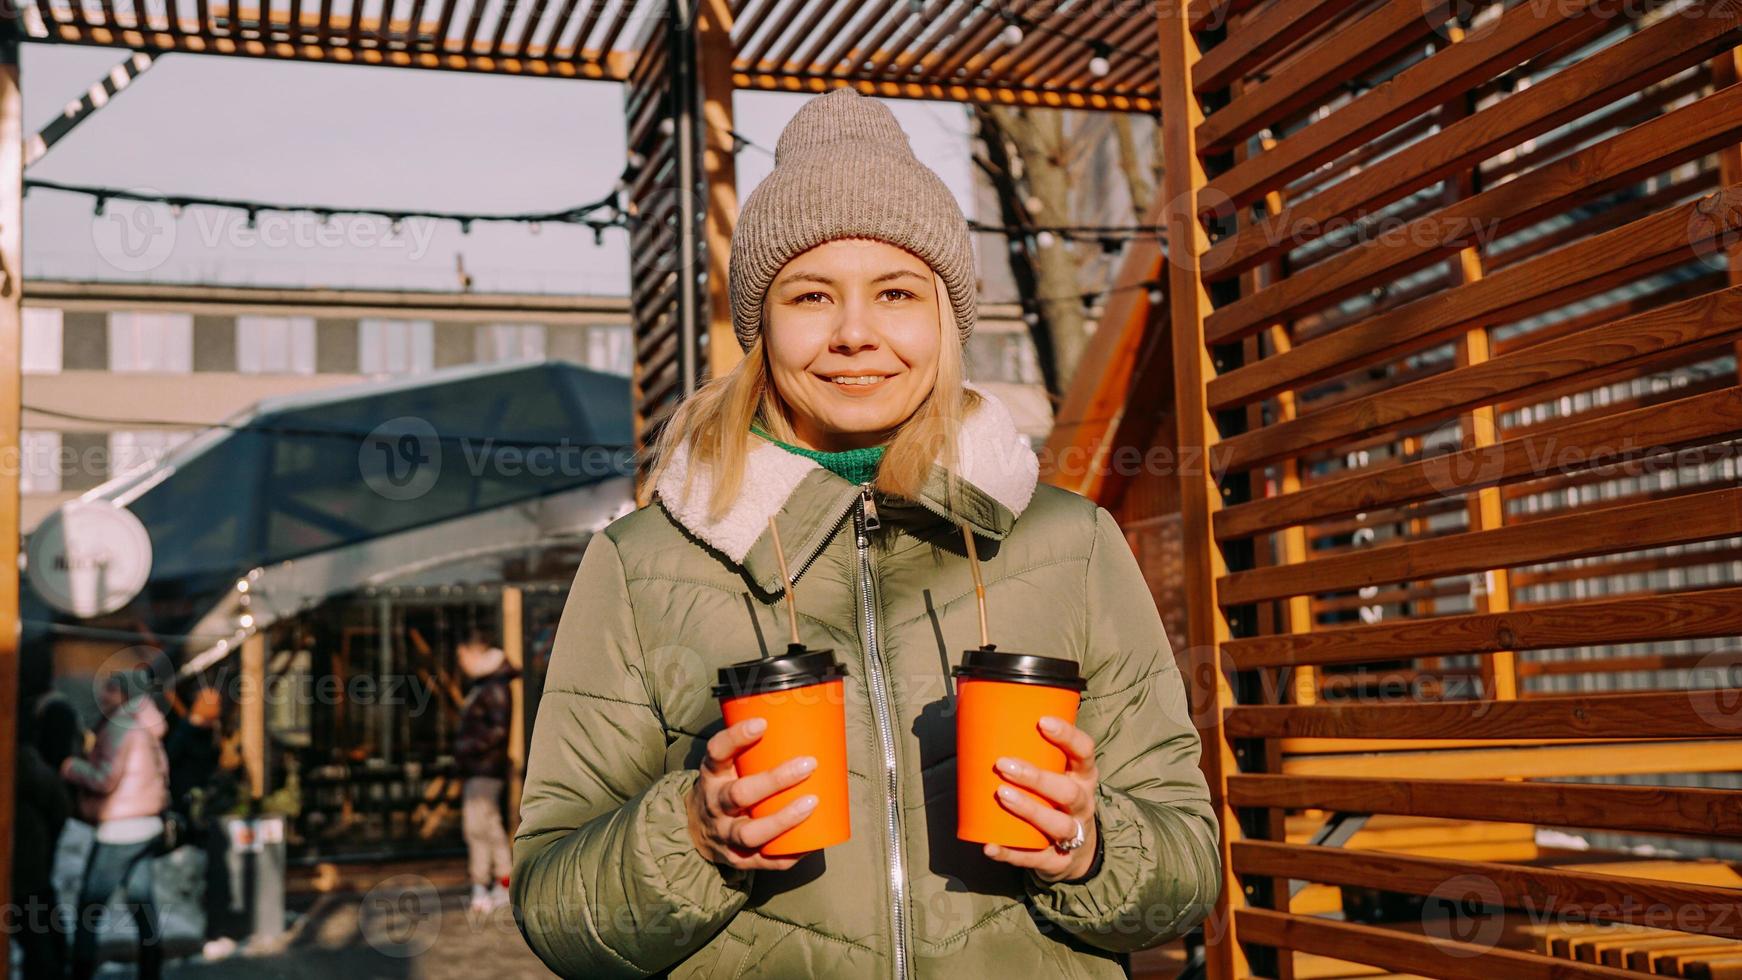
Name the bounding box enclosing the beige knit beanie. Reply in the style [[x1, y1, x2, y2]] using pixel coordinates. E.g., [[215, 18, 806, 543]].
[[728, 87, 978, 353]]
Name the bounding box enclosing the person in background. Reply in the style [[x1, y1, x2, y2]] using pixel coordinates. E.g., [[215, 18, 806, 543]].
[[15, 693, 75, 979], [163, 685, 244, 960], [62, 669, 170, 980], [454, 630, 517, 914]]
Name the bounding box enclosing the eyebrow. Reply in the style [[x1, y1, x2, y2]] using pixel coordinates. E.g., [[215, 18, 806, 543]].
[[774, 269, 929, 288]]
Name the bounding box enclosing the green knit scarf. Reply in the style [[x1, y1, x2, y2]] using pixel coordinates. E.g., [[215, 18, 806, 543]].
[[750, 422, 886, 485]]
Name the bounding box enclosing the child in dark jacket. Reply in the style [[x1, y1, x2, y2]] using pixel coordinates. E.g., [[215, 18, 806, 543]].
[[454, 631, 517, 913]]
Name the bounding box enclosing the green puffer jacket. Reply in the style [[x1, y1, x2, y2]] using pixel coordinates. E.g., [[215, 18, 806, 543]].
[[513, 385, 1221, 979]]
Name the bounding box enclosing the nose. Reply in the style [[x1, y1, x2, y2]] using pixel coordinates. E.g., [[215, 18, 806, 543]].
[[828, 298, 879, 354]]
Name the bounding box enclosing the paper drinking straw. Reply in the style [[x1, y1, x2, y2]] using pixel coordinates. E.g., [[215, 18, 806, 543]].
[[767, 517, 801, 648], [961, 522, 989, 648]]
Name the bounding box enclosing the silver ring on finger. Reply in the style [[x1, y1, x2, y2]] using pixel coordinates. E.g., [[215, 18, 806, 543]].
[[1053, 817, 1085, 854]]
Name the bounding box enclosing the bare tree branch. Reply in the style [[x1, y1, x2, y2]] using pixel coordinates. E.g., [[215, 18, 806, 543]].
[[1114, 113, 1155, 218]]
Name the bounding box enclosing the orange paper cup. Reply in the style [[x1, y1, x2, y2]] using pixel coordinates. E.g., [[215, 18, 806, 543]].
[[715, 644, 851, 856], [952, 646, 1086, 849]]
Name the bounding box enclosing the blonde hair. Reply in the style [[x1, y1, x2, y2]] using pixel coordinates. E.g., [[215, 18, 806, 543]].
[[647, 267, 980, 524]]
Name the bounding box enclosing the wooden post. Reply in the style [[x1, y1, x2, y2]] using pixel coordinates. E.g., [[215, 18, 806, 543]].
[[1441, 23, 1517, 702], [1710, 50, 1742, 386], [696, 0, 740, 380], [241, 632, 266, 799], [1156, 10, 1248, 979], [501, 586, 525, 834], [0, 18, 22, 980]]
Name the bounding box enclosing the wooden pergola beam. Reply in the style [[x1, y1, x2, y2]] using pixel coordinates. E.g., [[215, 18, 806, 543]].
[[730, 70, 1157, 113], [35, 18, 639, 79]]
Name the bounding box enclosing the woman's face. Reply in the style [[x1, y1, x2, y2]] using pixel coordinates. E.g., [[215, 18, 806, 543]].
[[763, 238, 942, 453]]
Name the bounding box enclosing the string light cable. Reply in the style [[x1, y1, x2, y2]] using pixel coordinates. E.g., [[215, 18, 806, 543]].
[[26, 178, 633, 245]]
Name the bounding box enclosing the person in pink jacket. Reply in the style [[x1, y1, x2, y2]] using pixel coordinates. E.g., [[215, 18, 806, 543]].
[[61, 668, 170, 980]]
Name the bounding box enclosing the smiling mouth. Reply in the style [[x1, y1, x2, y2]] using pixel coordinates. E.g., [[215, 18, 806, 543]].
[[819, 373, 894, 387]]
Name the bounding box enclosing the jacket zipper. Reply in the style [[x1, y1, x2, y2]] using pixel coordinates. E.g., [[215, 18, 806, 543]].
[[785, 495, 856, 589], [855, 481, 909, 980]]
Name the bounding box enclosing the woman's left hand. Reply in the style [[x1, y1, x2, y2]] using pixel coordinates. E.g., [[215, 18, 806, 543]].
[[982, 715, 1100, 882]]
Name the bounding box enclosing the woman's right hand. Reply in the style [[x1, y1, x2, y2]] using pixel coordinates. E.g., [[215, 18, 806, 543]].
[[686, 717, 819, 870]]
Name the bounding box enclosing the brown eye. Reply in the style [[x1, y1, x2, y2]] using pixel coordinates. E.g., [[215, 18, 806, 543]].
[[881, 289, 916, 301]]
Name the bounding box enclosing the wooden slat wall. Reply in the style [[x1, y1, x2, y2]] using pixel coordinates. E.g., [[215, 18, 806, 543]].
[[1154, 2, 1742, 977], [624, 7, 701, 497]]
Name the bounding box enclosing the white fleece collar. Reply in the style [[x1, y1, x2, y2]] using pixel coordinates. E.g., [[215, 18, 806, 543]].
[[654, 382, 1039, 565]]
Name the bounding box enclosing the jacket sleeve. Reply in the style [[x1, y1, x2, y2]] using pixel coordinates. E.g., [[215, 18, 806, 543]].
[[63, 724, 125, 796], [512, 530, 753, 979], [1024, 506, 1223, 953]]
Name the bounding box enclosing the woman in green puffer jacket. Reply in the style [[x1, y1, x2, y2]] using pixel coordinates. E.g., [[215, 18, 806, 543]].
[[512, 87, 1221, 980]]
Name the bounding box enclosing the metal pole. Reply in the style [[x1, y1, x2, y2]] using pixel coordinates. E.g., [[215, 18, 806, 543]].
[[377, 595, 393, 763], [673, 0, 699, 398]]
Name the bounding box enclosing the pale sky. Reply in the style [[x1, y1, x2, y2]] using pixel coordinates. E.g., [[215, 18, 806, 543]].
[[21, 43, 977, 296]]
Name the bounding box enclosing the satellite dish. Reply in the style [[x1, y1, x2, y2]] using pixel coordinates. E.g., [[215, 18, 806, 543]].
[[27, 499, 153, 618]]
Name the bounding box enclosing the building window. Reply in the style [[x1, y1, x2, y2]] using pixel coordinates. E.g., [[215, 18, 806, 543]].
[[475, 323, 546, 364], [20, 430, 61, 494], [108, 312, 193, 372], [109, 430, 194, 481], [238, 316, 316, 374], [359, 319, 434, 375], [23, 308, 62, 374], [587, 324, 633, 376]]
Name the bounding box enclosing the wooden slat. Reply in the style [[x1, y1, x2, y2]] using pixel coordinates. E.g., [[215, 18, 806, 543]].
[[1200, 4, 1742, 281], [1520, 650, 1742, 678], [1237, 908, 1642, 979], [1229, 774, 1742, 838], [762, 0, 838, 70], [1208, 0, 1603, 213], [1191, 0, 1366, 93], [1212, 189, 1742, 419], [877, 0, 975, 79], [1485, 69, 1711, 185], [1484, 171, 1718, 275], [1204, 81, 1742, 344], [591, 0, 637, 62], [788, 0, 870, 74], [1282, 738, 1742, 778], [1235, 842, 1742, 937], [1225, 584, 1742, 668], [1195, 0, 1448, 154], [1226, 689, 1742, 740], [1219, 486, 1742, 604], [1215, 385, 1742, 540]]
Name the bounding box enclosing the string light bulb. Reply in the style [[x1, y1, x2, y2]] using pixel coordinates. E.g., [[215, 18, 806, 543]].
[[1088, 40, 1113, 77], [1000, 23, 1023, 45]]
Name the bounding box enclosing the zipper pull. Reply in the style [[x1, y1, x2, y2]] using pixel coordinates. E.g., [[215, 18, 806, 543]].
[[859, 482, 881, 532]]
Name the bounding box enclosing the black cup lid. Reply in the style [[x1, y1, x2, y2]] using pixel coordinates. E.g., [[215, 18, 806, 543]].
[[951, 644, 1087, 691], [713, 644, 848, 698]]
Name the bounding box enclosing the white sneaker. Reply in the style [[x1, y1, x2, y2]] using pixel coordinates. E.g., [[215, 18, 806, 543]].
[[202, 937, 238, 960], [469, 883, 492, 914], [488, 882, 510, 911]]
